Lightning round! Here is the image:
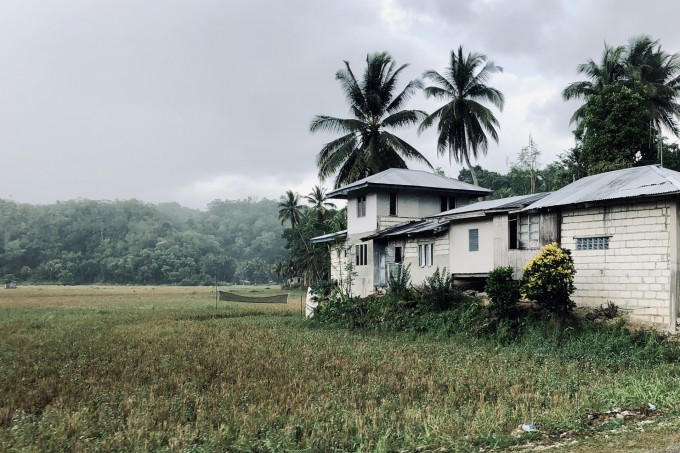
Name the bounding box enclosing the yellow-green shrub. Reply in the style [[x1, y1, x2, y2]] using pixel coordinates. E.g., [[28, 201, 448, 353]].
[[520, 242, 576, 314]]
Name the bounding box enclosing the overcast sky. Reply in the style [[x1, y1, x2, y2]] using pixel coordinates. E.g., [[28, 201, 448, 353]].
[[1, 0, 679, 209]]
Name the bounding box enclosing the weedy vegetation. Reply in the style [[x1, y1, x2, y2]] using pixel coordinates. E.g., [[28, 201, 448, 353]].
[[1, 284, 680, 452]]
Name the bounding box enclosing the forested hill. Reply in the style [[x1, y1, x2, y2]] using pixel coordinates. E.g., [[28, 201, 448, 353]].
[[0, 198, 287, 285]]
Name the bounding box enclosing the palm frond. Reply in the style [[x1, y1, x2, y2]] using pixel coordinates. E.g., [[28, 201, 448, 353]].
[[380, 132, 433, 168], [381, 109, 427, 129], [309, 116, 364, 134]]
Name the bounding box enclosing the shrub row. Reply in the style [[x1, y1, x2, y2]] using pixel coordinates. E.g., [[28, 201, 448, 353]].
[[311, 244, 680, 369]]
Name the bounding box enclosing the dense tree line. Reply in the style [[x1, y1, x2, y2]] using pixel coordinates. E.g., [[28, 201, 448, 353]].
[[0, 198, 287, 285]]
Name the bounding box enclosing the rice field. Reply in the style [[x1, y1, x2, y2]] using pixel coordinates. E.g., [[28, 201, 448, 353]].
[[1, 285, 679, 452]]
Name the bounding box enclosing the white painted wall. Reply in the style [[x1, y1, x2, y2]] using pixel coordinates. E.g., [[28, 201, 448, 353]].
[[449, 218, 494, 274], [343, 233, 375, 297], [561, 200, 676, 329], [347, 193, 378, 235]]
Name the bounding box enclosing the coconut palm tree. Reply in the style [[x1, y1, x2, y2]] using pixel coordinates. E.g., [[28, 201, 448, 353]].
[[306, 186, 335, 224], [562, 43, 626, 125], [277, 190, 302, 228], [563, 36, 680, 135], [418, 46, 505, 186], [310, 52, 432, 188], [625, 35, 680, 136]]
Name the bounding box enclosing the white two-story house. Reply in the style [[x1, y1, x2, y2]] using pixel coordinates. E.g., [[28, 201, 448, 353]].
[[323, 168, 490, 297]]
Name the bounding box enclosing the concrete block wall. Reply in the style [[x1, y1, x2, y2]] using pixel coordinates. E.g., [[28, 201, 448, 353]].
[[404, 234, 449, 285], [377, 215, 421, 230], [561, 200, 674, 327]]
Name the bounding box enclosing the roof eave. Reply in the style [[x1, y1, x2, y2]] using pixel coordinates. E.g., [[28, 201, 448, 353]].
[[328, 182, 491, 199]]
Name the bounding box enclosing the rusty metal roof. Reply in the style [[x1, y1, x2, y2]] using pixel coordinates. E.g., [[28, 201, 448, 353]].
[[327, 168, 491, 199], [430, 192, 550, 218], [361, 219, 450, 241], [524, 165, 680, 210]]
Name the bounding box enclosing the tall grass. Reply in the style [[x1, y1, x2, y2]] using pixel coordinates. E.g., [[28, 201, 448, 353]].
[[1, 286, 679, 451]]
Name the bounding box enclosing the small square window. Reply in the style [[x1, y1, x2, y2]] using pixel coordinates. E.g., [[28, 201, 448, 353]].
[[576, 237, 609, 250]]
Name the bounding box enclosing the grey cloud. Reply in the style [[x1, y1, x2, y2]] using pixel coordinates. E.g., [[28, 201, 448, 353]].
[[2, 0, 680, 208]]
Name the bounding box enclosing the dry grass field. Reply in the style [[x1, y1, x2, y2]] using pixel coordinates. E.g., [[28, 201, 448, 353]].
[[1, 285, 680, 452]]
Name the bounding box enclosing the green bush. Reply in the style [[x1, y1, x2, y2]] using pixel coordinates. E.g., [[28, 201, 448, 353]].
[[387, 263, 411, 300], [313, 288, 372, 329], [312, 267, 481, 334], [520, 242, 576, 314], [421, 267, 457, 312], [485, 266, 520, 318]]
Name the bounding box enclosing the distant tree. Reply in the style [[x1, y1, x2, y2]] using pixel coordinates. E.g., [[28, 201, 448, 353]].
[[660, 141, 680, 171], [577, 81, 657, 172], [311, 52, 432, 188], [306, 186, 335, 224], [278, 190, 303, 228], [538, 162, 566, 192], [458, 166, 515, 199], [419, 45, 505, 186], [271, 261, 285, 282], [512, 134, 541, 194], [235, 258, 272, 284], [324, 207, 347, 233]]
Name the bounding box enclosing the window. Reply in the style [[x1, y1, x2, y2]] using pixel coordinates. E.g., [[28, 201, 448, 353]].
[[418, 243, 433, 268], [509, 214, 539, 249], [469, 228, 479, 252], [389, 192, 398, 216], [576, 236, 610, 250], [440, 196, 456, 212], [355, 243, 368, 266], [356, 195, 366, 218], [394, 246, 403, 263]]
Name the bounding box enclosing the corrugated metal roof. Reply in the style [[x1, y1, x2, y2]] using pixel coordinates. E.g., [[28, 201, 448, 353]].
[[430, 192, 550, 218], [361, 219, 450, 241], [310, 230, 347, 244], [327, 168, 492, 199], [525, 165, 680, 210]]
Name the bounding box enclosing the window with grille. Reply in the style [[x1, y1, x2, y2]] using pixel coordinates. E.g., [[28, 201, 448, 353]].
[[418, 243, 433, 267], [355, 244, 368, 265], [509, 214, 539, 249], [469, 228, 479, 252], [356, 195, 366, 218], [576, 236, 610, 250]]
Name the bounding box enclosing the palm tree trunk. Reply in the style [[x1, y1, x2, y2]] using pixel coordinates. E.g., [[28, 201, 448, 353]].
[[464, 154, 479, 186]]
